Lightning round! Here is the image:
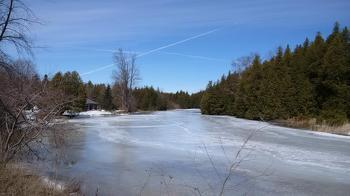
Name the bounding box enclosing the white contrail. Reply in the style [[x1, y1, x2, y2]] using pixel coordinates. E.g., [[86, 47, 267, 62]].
[[81, 63, 114, 76], [136, 28, 220, 57], [80, 28, 220, 76]]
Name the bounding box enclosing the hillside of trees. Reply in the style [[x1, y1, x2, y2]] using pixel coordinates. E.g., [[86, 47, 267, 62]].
[[201, 23, 350, 125]]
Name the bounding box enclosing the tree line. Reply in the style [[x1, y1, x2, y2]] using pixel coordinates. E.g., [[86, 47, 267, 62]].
[[201, 22, 350, 125], [133, 88, 203, 111], [46, 71, 203, 113]]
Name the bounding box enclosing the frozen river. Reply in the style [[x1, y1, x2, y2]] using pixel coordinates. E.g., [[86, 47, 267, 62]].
[[43, 109, 350, 195]]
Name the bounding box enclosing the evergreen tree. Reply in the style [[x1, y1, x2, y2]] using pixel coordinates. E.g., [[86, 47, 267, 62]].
[[289, 45, 315, 117], [200, 22, 350, 125], [234, 55, 264, 119], [50, 72, 63, 88], [49, 71, 86, 112], [85, 81, 94, 99], [102, 85, 113, 110]]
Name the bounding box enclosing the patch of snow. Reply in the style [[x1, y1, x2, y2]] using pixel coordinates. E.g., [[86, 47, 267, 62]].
[[62, 110, 79, 116], [310, 131, 350, 139], [79, 110, 112, 117], [41, 177, 65, 191], [25, 106, 40, 120], [114, 109, 127, 113]]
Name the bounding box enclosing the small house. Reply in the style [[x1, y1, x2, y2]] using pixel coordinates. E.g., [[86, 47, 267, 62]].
[[85, 98, 100, 111]]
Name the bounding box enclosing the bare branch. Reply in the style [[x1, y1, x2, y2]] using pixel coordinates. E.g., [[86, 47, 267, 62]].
[[0, 0, 38, 57]]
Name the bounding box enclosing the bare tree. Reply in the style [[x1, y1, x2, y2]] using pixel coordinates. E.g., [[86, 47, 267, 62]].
[[232, 54, 255, 75], [0, 0, 37, 57], [112, 49, 140, 112]]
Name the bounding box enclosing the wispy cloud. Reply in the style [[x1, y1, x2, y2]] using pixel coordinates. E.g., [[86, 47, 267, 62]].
[[65, 46, 137, 54], [158, 51, 228, 62]]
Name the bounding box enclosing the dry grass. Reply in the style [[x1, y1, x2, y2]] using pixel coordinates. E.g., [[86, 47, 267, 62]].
[[0, 165, 81, 196], [278, 117, 350, 136]]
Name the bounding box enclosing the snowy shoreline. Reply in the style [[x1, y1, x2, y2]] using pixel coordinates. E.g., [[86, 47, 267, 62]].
[[78, 110, 113, 117]]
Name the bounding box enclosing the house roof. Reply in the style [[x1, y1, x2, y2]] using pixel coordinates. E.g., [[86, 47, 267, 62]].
[[86, 98, 99, 105]]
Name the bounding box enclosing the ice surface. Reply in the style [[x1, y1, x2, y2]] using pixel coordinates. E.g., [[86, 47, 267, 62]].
[[40, 109, 350, 195]]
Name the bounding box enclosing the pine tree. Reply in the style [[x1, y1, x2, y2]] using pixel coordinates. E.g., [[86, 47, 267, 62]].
[[289, 45, 315, 117], [257, 47, 294, 119], [234, 55, 263, 119], [305, 32, 327, 114], [50, 71, 86, 112], [102, 85, 113, 110], [200, 81, 225, 115], [85, 81, 94, 99], [222, 72, 239, 115], [50, 72, 63, 88]]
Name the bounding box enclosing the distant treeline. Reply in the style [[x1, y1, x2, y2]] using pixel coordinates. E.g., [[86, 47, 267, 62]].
[[133, 87, 203, 111], [200, 23, 350, 125], [45, 72, 203, 112]]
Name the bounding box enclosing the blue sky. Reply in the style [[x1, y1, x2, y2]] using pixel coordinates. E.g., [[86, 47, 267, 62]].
[[25, 0, 350, 93]]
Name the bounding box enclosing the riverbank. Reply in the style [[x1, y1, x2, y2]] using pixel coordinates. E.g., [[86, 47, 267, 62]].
[[272, 118, 350, 136], [0, 165, 80, 195]]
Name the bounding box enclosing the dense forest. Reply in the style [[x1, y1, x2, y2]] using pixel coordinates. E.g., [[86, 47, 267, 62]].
[[201, 23, 350, 125], [46, 72, 202, 112]]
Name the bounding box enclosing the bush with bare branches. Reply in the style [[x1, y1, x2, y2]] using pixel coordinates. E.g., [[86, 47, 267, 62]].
[[0, 60, 68, 165]]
